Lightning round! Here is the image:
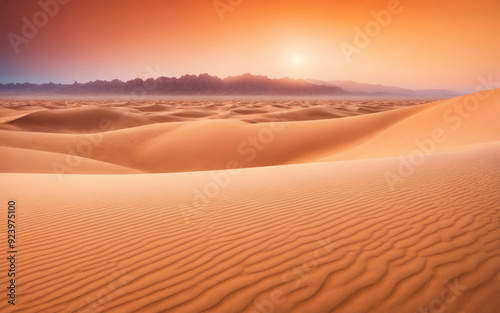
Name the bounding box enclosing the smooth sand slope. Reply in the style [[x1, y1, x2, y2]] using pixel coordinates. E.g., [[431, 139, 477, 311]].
[[0, 90, 499, 312]]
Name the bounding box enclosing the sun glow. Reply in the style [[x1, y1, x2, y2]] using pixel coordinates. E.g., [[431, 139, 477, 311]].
[[292, 54, 304, 65], [294, 55, 303, 64]]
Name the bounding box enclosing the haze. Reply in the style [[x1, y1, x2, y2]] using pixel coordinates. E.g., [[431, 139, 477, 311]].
[[1, 0, 499, 93]]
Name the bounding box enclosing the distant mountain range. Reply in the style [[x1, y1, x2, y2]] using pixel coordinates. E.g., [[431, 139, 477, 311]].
[[0, 74, 460, 97], [307, 79, 460, 97], [0, 74, 345, 96]]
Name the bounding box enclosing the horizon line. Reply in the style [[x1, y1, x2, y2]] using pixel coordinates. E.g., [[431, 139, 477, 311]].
[[0, 73, 461, 93]]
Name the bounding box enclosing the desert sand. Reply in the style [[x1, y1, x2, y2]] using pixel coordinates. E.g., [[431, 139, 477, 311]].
[[0, 90, 499, 313]]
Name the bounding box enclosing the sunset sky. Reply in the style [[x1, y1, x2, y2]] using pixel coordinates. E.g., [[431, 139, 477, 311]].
[[0, 0, 499, 92]]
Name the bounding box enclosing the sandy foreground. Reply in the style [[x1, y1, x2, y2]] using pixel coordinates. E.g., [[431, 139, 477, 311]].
[[0, 90, 499, 313]]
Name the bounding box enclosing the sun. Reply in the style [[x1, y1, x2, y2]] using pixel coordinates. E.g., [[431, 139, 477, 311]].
[[293, 54, 303, 64], [284, 50, 309, 70]]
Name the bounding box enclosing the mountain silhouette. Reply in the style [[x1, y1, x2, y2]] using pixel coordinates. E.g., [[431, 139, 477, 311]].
[[0, 74, 346, 96]]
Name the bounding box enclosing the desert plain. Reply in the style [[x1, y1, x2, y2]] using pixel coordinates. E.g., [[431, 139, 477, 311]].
[[0, 89, 499, 312]]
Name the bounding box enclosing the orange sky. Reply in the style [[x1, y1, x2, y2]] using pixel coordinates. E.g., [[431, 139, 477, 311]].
[[0, 0, 499, 92]]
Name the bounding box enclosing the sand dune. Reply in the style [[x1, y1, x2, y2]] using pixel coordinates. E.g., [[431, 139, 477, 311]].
[[0, 98, 430, 131], [0, 146, 143, 174], [2, 106, 156, 133], [0, 143, 499, 313], [320, 90, 500, 162], [0, 90, 498, 173], [0, 90, 499, 313]]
